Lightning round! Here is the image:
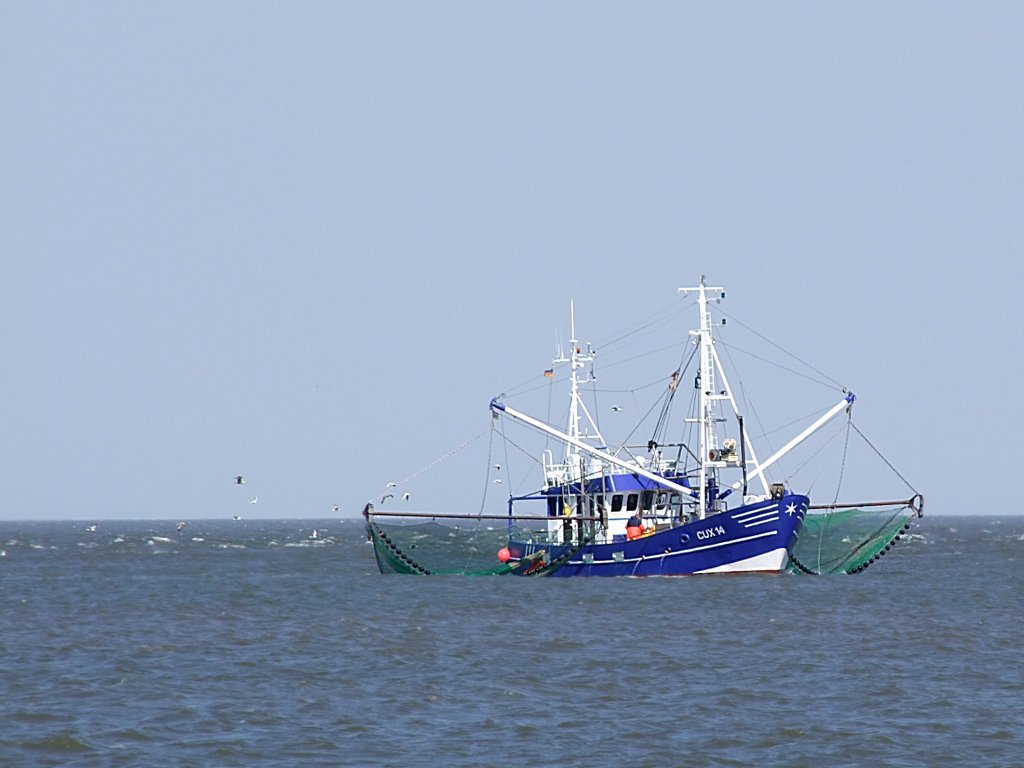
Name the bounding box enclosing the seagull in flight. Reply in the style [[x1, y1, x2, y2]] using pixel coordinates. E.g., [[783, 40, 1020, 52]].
[[380, 493, 394, 503], [332, 504, 340, 513], [234, 475, 245, 484], [402, 492, 411, 501], [250, 496, 258, 504], [611, 406, 623, 412]]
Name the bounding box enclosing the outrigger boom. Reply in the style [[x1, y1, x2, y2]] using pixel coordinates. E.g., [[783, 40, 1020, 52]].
[[728, 391, 856, 492], [362, 505, 603, 522], [489, 392, 857, 503], [489, 398, 697, 499]]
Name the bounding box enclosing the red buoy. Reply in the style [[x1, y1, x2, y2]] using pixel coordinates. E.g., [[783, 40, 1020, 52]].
[[497, 547, 511, 563]]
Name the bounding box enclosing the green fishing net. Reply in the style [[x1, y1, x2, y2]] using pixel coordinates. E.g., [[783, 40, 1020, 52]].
[[787, 499, 923, 574], [365, 513, 601, 577], [366, 519, 514, 575], [366, 497, 923, 576]]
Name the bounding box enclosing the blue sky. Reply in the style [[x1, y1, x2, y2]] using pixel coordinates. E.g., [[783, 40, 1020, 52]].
[[2, 2, 1020, 520]]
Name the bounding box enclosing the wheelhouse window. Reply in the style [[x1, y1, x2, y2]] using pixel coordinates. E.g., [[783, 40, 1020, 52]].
[[626, 493, 639, 512], [611, 495, 623, 512]]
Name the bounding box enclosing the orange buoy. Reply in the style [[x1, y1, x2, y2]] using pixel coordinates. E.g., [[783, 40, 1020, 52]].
[[497, 547, 511, 563]]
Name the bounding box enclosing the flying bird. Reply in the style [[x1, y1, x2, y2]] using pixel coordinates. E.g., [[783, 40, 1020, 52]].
[[493, 478, 502, 484], [380, 493, 394, 503], [402, 492, 411, 501], [611, 406, 623, 412], [234, 475, 244, 484], [332, 504, 340, 513], [177, 521, 187, 532], [250, 496, 258, 504]]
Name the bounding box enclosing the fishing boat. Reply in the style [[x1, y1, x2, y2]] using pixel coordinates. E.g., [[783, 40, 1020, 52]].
[[365, 277, 922, 576]]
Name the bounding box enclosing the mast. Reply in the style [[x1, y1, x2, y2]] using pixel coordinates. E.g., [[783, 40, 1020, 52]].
[[567, 300, 582, 449], [680, 277, 725, 519], [678, 278, 856, 507], [550, 301, 602, 484]]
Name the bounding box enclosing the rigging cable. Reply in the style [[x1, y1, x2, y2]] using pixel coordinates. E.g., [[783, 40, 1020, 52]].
[[850, 421, 920, 495], [650, 342, 699, 448], [619, 381, 679, 452], [716, 307, 847, 391], [832, 414, 853, 506], [716, 334, 778, 482], [477, 419, 497, 516], [591, 296, 694, 355], [379, 426, 491, 497]]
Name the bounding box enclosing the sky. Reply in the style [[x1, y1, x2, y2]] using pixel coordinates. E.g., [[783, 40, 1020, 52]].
[[1, 2, 1021, 520]]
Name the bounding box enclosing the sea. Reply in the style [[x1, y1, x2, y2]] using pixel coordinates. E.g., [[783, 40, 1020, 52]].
[[0, 515, 1020, 768]]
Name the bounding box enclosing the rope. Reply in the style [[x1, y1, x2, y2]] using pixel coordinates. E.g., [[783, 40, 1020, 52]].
[[380, 426, 490, 498], [850, 421, 920, 495], [832, 415, 852, 505], [477, 422, 495, 516], [501, 430, 546, 472], [783, 420, 847, 488], [595, 340, 690, 375], [591, 296, 692, 354], [715, 308, 846, 391], [497, 297, 692, 403], [621, 378, 678, 451]]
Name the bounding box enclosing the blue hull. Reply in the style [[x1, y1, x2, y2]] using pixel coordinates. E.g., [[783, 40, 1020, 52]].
[[507, 495, 807, 576]]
